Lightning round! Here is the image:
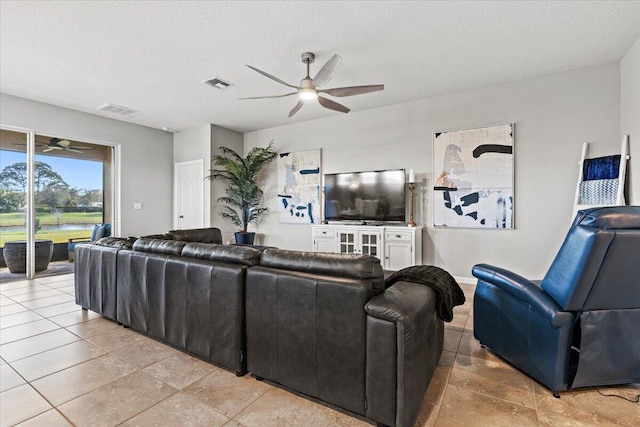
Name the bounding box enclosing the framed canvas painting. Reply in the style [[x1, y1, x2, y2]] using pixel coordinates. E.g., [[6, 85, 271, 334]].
[[433, 123, 514, 229], [277, 148, 321, 224]]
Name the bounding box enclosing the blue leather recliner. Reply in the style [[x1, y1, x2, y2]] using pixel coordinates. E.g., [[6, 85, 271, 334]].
[[472, 206, 640, 395]]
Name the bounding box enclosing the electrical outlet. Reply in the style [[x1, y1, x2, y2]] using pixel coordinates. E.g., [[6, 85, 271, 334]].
[[133, 202, 142, 210]]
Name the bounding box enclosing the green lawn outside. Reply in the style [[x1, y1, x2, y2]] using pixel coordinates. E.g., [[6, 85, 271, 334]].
[[0, 212, 103, 226], [0, 212, 101, 246], [0, 228, 92, 247], [1, 229, 92, 247]]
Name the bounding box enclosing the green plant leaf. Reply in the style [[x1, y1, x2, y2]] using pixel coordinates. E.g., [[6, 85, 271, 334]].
[[207, 141, 276, 232]]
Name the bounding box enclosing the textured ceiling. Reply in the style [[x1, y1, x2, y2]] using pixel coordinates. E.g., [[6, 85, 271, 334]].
[[1, 1, 640, 134]]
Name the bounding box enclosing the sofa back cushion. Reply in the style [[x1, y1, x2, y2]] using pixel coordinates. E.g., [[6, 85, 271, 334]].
[[260, 249, 384, 294], [140, 233, 172, 240], [542, 206, 640, 310], [168, 227, 223, 243], [571, 205, 640, 229], [133, 238, 187, 256], [182, 243, 262, 266], [94, 237, 135, 250]]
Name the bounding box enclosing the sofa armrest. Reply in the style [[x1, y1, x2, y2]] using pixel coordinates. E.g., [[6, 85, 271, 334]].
[[365, 281, 443, 427], [68, 237, 91, 244], [472, 263, 569, 327]]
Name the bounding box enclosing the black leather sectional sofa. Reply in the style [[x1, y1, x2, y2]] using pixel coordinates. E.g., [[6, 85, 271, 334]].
[[74, 228, 444, 427]]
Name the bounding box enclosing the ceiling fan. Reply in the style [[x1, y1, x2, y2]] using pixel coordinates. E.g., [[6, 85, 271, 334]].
[[240, 52, 384, 117], [42, 138, 94, 154], [13, 137, 95, 154]]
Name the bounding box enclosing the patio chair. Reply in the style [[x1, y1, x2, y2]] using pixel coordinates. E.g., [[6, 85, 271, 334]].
[[68, 223, 111, 261]]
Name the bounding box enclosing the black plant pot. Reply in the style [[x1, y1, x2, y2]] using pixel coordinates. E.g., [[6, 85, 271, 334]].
[[3, 240, 53, 273], [234, 232, 256, 245]]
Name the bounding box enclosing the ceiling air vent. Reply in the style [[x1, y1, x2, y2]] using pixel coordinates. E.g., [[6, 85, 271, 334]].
[[97, 103, 138, 116], [203, 77, 231, 89]]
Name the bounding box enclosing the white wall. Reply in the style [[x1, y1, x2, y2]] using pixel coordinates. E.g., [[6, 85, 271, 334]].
[[173, 124, 212, 228], [172, 123, 243, 241], [210, 125, 244, 244], [0, 93, 174, 237], [245, 63, 621, 279], [621, 36, 640, 205]]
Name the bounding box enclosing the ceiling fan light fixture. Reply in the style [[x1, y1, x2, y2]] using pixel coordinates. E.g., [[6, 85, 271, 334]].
[[242, 51, 383, 117], [299, 88, 318, 101]]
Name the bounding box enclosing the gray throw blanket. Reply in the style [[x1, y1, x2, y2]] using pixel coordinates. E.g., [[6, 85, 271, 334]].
[[384, 265, 466, 322]]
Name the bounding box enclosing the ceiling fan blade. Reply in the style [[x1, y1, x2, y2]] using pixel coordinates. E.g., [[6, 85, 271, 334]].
[[288, 100, 304, 118], [67, 146, 94, 151], [318, 96, 350, 114], [42, 147, 60, 152], [65, 148, 84, 154], [56, 139, 71, 147], [246, 65, 299, 89], [312, 54, 342, 88], [239, 92, 297, 100], [320, 84, 384, 97]]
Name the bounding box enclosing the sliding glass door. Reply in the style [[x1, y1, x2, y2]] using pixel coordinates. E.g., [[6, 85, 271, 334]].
[[1, 128, 114, 279]]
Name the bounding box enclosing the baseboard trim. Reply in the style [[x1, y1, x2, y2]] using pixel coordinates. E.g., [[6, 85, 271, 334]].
[[454, 276, 476, 285]]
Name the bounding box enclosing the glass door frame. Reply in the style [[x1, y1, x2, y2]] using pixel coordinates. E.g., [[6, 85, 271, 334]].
[[1, 124, 120, 279], [25, 130, 35, 278], [1, 125, 36, 278]]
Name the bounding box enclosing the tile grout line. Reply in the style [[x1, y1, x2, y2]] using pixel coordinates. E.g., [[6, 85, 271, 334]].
[[3, 301, 127, 426], [451, 347, 541, 411], [1, 310, 103, 363], [533, 378, 542, 427], [1, 286, 69, 298], [4, 371, 71, 426]]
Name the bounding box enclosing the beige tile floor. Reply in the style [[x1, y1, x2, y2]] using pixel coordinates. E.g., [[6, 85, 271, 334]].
[[1, 273, 639, 427]]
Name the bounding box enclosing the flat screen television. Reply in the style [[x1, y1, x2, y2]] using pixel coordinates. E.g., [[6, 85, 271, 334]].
[[324, 169, 406, 223]]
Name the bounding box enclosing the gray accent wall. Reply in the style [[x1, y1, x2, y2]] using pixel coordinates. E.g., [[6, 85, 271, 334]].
[[621, 36, 640, 205], [0, 93, 173, 237], [244, 63, 621, 279]]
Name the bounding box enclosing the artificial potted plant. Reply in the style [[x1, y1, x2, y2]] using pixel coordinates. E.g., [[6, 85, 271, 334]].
[[208, 141, 277, 245]]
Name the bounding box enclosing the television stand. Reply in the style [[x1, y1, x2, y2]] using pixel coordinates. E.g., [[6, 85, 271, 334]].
[[311, 224, 423, 271], [361, 221, 384, 226]]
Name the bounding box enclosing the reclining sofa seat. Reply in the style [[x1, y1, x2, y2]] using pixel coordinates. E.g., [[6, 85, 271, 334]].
[[116, 238, 262, 374], [246, 249, 444, 427], [472, 206, 640, 394]]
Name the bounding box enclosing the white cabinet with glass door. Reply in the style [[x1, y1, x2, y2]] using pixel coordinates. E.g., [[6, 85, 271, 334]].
[[336, 227, 383, 257], [311, 225, 422, 270]]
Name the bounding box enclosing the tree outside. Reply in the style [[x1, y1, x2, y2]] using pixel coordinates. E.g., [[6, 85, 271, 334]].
[[0, 153, 104, 246]]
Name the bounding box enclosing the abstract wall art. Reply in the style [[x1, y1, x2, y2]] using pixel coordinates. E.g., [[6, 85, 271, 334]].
[[433, 123, 514, 229], [277, 148, 321, 224]]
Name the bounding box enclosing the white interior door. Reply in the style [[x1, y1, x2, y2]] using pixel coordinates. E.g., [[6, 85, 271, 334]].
[[174, 159, 205, 229]]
